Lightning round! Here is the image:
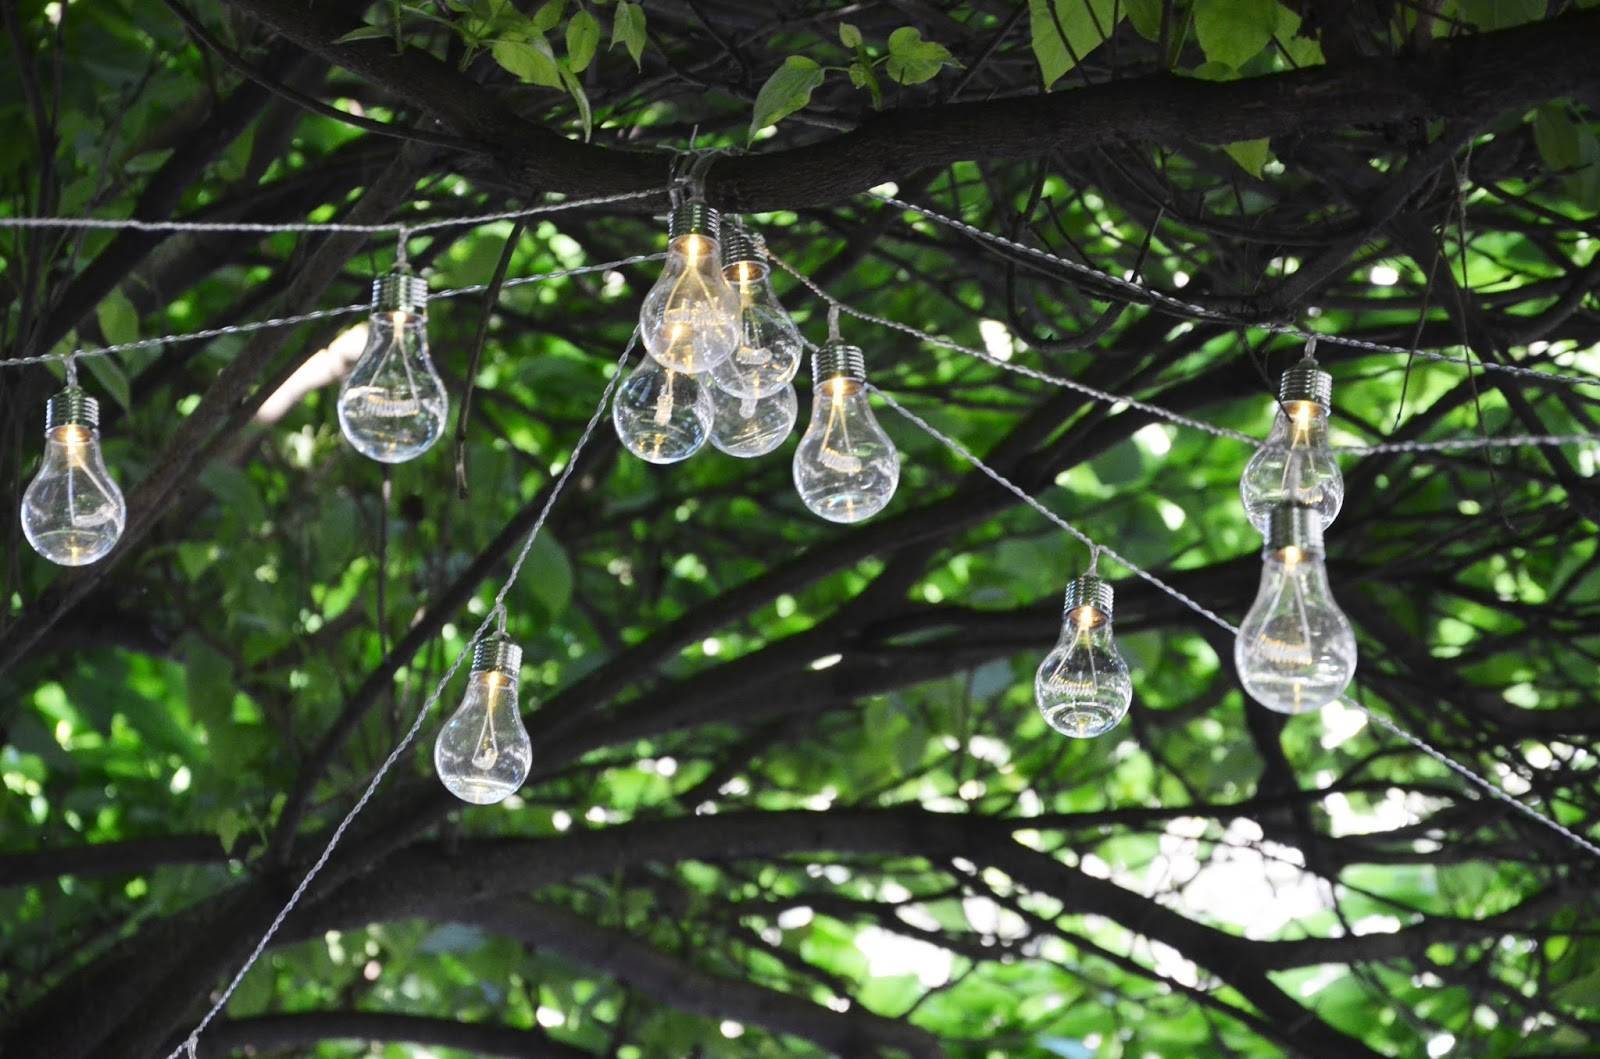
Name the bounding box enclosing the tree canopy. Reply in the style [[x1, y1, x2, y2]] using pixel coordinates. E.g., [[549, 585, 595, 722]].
[[3, 1, 1600, 1057]]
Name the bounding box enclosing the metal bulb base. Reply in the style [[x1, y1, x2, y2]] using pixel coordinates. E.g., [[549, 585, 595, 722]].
[[1265, 503, 1324, 553], [471, 632, 523, 677], [372, 272, 429, 314], [668, 200, 720, 240], [1278, 358, 1332, 410], [1063, 573, 1114, 623], [44, 388, 99, 431], [813, 342, 867, 386]]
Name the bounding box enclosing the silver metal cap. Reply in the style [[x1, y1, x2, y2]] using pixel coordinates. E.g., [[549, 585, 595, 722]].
[[471, 632, 523, 676], [719, 218, 767, 274], [668, 200, 720, 240], [1063, 573, 1114, 623], [44, 387, 99, 431], [1278, 358, 1332, 410], [1265, 503, 1324, 553], [813, 341, 866, 385], [372, 272, 429, 313]]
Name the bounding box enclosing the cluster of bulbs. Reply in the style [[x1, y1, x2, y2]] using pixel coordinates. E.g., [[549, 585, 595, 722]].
[[614, 200, 901, 525], [1031, 347, 1357, 739], [14, 208, 1358, 804]]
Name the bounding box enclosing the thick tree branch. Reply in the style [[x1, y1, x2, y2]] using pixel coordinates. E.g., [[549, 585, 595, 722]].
[[221, 0, 1600, 209]]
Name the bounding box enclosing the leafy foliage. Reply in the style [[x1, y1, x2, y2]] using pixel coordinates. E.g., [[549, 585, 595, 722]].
[[1, 2, 1599, 1058]]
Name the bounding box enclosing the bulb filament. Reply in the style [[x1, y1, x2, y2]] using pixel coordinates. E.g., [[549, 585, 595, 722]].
[[817, 388, 864, 473]]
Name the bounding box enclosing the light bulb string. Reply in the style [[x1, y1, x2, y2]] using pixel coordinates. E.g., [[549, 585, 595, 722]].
[[869, 191, 1600, 391], [0, 186, 669, 237], [773, 254, 1600, 459], [164, 333, 638, 1059], [871, 382, 1600, 864], [0, 253, 665, 369]]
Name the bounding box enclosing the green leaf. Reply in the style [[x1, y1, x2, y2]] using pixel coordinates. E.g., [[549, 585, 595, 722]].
[[96, 289, 139, 347], [566, 9, 600, 71], [215, 808, 243, 855], [557, 61, 593, 141], [748, 55, 825, 142], [333, 24, 393, 44], [182, 633, 234, 738], [1028, 0, 1120, 89], [839, 22, 862, 49], [1123, 0, 1164, 40], [611, 1, 646, 68], [884, 26, 956, 86], [1457, 0, 1546, 30], [82, 355, 131, 413], [531, 0, 566, 33], [1224, 138, 1271, 178], [523, 533, 572, 619], [493, 35, 563, 87], [1193, 0, 1278, 69]]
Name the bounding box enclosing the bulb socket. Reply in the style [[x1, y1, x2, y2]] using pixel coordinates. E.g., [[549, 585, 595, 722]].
[[470, 632, 523, 677], [719, 218, 767, 274], [1063, 573, 1114, 624], [1265, 503, 1324, 554], [813, 341, 867, 386], [44, 387, 99, 432], [668, 200, 720, 240], [372, 271, 429, 314], [1278, 358, 1332, 410]]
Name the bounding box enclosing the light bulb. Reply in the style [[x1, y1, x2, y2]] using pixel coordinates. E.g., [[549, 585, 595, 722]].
[[710, 383, 796, 458], [792, 340, 899, 523], [639, 200, 740, 374], [707, 220, 802, 398], [613, 356, 714, 464], [1035, 573, 1132, 738], [337, 271, 448, 463], [20, 387, 126, 566], [1235, 503, 1357, 715], [434, 633, 531, 805], [1240, 357, 1342, 531]]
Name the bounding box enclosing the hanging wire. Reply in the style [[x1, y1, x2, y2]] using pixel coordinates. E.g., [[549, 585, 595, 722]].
[[773, 253, 1600, 458], [869, 382, 1600, 864], [0, 186, 670, 236], [165, 332, 640, 1059], [870, 191, 1600, 390], [0, 253, 664, 369]]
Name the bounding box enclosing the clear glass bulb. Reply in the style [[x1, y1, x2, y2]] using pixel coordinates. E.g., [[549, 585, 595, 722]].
[[435, 636, 531, 805], [640, 204, 740, 374], [1035, 576, 1132, 738], [793, 344, 899, 523], [708, 259, 802, 398], [21, 389, 126, 567], [338, 273, 448, 463], [1235, 507, 1357, 715], [710, 383, 795, 458], [1240, 360, 1342, 530], [613, 356, 714, 464]]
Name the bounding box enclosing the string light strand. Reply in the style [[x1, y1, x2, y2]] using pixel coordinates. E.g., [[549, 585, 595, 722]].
[[1, 254, 664, 369], [872, 191, 1600, 391], [779, 255, 1600, 458], [871, 383, 1600, 863], [166, 334, 637, 1059]]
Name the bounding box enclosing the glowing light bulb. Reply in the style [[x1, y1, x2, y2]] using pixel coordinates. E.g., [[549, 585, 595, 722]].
[[710, 383, 796, 458], [1240, 356, 1342, 531], [613, 356, 714, 463], [337, 271, 448, 463], [708, 220, 802, 399], [793, 338, 899, 523], [1235, 503, 1357, 714], [639, 200, 740, 374], [20, 387, 126, 566], [1035, 573, 1132, 738], [435, 632, 531, 804]]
